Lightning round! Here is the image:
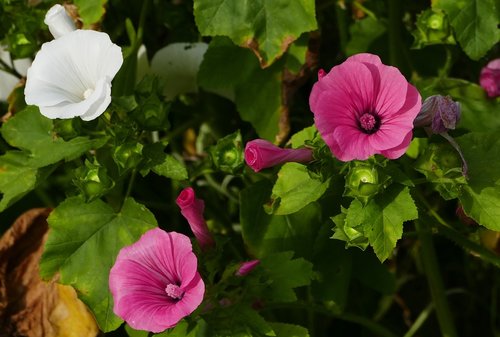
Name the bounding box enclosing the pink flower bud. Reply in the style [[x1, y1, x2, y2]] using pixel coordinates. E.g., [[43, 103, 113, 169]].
[[244, 139, 313, 172], [480, 58, 500, 98], [414, 95, 460, 133], [176, 187, 214, 250], [236, 260, 260, 277]]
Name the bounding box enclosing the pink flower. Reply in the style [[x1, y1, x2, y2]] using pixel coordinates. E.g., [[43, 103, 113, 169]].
[[309, 53, 421, 161], [244, 139, 313, 172], [176, 187, 215, 250], [236, 260, 260, 277], [479, 58, 500, 98], [109, 228, 205, 333]]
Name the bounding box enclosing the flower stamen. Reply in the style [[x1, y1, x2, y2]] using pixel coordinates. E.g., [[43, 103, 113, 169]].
[[359, 113, 379, 134], [83, 88, 94, 99], [165, 284, 184, 300]]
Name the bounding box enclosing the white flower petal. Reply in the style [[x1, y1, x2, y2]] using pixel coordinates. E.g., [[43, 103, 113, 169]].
[[38, 77, 111, 120], [44, 4, 76, 39], [0, 47, 31, 101], [136, 44, 150, 83], [150, 42, 208, 100], [24, 29, 123, 120]]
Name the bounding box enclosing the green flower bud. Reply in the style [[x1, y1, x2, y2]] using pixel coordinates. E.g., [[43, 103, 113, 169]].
[[209, 131, 244, 174], [113, 142, 144, 172], [74, 160, 114, 201], [415, 143, 466, 200], [344, 162, 380, 203], [411, 8, 455, 49]]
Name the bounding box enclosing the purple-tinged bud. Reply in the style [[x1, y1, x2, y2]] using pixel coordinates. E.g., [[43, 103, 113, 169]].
[[414, 95, 460, 133], [236, 260, 260, 277], [176, 187, 215, 250], [244, 139, 313, 173], [480, 58, 500, 98]]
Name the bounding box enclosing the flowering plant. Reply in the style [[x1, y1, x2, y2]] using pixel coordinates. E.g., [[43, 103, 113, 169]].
[[0, 1, 499, 337]]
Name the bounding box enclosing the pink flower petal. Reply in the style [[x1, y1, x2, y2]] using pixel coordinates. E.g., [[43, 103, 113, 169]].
[[346, 53, 382, 65], [380, 131, 413, 159], [109, 229, 204, 333], [309, 53, 421, 161]]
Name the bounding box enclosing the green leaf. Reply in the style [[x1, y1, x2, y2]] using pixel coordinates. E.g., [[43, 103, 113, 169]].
[[290, 125, 317, 149], [193, 0, 317, 67], [154, 320, 207, 337], [260, 252, 313, 302], [269, 323, 309, 337], [199, 38, 286, 140], [1, 106, 107, 167], [270, 163, 329, 215], [198, 37, 259, 91], [74, 0, 107, 26], [152, 155, 188, 180], [125, 324, 149, 337], [240, 180, 322, 259], [361, 185, 418, 261], [457, 132, 500, 231], [235, 60, 284, 140], [331, 202, 370, 251], [433, 0, 500, 59], [285, 34, 309, 75], [40, 197, 157, 331], [0, 151, 51, 212], [312, 223, 352, 311], [345, 17, 386, 56], [206, 305, 275, 337]]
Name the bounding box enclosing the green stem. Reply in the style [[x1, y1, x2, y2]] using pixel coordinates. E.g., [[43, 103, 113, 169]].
[[414, 191, 500, 267], [203, 174, 239, 203], [404, 289, 464, 337], [387, 0, 401, 66], [262, 302, 399, 337], [123, 170, 137, 204], [334, 2, 349, 54], [415, 220, 458, 337], [0, 58, 22, 78]]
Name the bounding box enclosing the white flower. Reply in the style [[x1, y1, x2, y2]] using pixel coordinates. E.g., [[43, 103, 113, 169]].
[[151, 42, 208, 100], [0, 47, 31, 101], [44, 4, 76, 39], [24, 30, 123, 121]]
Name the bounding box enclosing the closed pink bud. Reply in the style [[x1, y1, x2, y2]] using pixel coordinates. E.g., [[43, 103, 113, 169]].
[[244, 139, 313, 172], [176, 187, 214, 250], [236, 260, 260, 276], [480, 58, 500, 98]]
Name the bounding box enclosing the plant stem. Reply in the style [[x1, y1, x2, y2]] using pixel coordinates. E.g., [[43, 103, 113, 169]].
[[123, 170, 137, 205], [415, 220, 458, 337], [262, 302, 399, 337], [0, 58, 22, 79], [404, 289, 464, 337], [414, 191, 500, 268], [334, 2, 349, 54]]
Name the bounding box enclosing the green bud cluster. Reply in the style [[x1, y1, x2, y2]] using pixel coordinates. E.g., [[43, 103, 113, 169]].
[[209, 130, 244, 174], [73, 160, 114, 202]]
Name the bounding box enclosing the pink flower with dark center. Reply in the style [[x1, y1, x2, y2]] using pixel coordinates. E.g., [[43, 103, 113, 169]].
[[176, 187, 214, 250], [309, 53, 422, 161], [479, 58, 500, 98], [109, 228, 205, 333], [236, 260, 260, 277], [244, 139, 313, 172]]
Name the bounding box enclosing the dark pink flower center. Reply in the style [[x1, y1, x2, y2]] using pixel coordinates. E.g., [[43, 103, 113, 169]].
[[359, 113, 380, 134], [165, 284, 184, 300]]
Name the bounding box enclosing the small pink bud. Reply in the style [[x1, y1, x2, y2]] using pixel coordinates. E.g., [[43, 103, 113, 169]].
[[414, 95, 460, 134], [479, 58, 500, 98], [244, 139, 313, 172], [176, 187, 214, 250], [236, 260, 260, 277], [318, 69, 326, 80]]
